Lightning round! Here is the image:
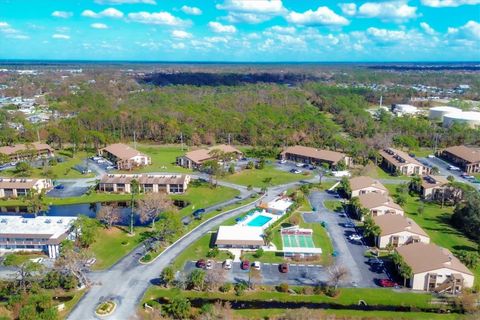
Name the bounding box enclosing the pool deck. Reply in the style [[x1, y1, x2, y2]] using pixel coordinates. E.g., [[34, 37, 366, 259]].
[[238, 210, 279, 230]]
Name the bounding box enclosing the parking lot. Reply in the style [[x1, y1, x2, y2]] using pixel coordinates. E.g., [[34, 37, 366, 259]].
[[419, 156, 480, 190], [183, 260, 328, 286]]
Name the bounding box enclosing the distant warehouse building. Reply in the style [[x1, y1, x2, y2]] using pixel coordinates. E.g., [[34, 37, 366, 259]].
[[379, 148, 430, 176], [98, 174, 191, 194], [0, 177, 52, 198], [0, 216, 77, 259], [441, 145, 480, 174], [99, 143, 151, 170], [280, 145, 351, 169], [0, 142, 54, 163]]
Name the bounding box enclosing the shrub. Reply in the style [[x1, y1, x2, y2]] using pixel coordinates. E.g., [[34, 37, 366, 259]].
[[234, 282, 248, 296], [219, 283, 233, 293], [313, 285, 323, 295], [277, 283, 289, 293], [323, 285, 339, 297], [141, 254, 152, 262], [253, 248, 264, 258], [226, 251, 235, 259]]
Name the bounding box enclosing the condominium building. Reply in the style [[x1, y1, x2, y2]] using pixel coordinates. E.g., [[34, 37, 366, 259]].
[[0, 177, 53, 198], [379, 148, 429, 176], [280, 145, 351, 168], [99, 143, 151, 170], [98, 174, 191, 194], [176, 144, 243, 169]]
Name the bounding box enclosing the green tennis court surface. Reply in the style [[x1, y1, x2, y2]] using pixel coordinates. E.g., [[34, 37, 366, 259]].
[[282, 234, 315, 248]]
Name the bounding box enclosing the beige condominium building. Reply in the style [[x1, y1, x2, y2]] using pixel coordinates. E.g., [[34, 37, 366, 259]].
[[373, 214, 430, 248], [419, 175, 450, 200], [99, 143, 151, 170], [0, 142, 54, 162], [441, 145, 480, 174], [280, 145, 351, 168], [98, 174, 191, 194], [396, 243, 474, 293], [176, 144, 243, 169], [357, 192, 404, 218], [349, 176, 388, 198], [0, 177, 52, 198], [379, 148, 429, 176]]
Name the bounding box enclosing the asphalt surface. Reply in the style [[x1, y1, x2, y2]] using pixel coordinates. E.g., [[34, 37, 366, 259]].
[[419, 156, 480, 190]]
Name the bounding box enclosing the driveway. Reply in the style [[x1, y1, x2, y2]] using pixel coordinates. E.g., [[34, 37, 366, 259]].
[[183, 261, 328, 286], [307, 191, 389, 288]]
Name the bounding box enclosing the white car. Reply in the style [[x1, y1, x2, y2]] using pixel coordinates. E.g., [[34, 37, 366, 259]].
[[448, 165, 460, 171], [223, 259, 233, 270], [427, 155, 435, 159], [296, 163, 305, 167], [253, 261, 261, 270], [205, 260, 213, 270], [279, 159, 287, 164], [97, 159, 106, 164], [349, 234, 362, 241]]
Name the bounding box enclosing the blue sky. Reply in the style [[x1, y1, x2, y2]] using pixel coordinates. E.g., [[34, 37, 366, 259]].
[[0, 0, 479, 61]]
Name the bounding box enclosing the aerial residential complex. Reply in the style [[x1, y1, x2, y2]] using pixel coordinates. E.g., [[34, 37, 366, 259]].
[[176, 144, 243, 169], [441, 145, 480, 174], [373, 214, 430, 248], [0, 216, 77, 259], [98, 174, 191, 194], [0, 142, 54, 162], [396, 243, 474, 293], [379, 148, 430, 176], [280, 145, 351, 168], [0, 177, 52, 198], [99, 143, 151, 170]]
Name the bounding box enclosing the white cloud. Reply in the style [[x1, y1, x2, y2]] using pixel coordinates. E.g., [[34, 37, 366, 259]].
[[355, 1, 418, 21], [52, 34, 70, 40], [225, 12, 272, 24], [217, 0, 286, 14], [267, 25, 296, 34], [420, 22, 435, 35], [94, 0, 156, 4], [447, 20, 480, 40], [339, 3, 357, 16], [172, 42, 186, 49], [181, 6, 202, 15], [91, 23, 109, 29], [286, 6, 349, 26], [0, 22, 10, 28], [81, 8, 124, 19], [208, 21, 236, 33], [421, 0, 480, 7], [0, 22, 29, 39], [52, 11, 73, 19], [128, 11, 189, 26], [367, 27, 408, 42], [172, 30, 192, 39]]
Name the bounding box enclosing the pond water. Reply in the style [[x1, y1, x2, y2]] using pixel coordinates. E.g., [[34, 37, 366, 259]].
[[0, 199, 190, 226]]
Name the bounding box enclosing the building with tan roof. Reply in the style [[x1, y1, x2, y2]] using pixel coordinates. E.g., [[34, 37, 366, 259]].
[[357, 193, 404, 218], [419, 175, 450, 200], [280, 145, 351, 168], [0, 142, 54, 162], [441, 145, 480, 174], [176, 144, 243, 169], [98, 143, 151, 170], [379, 148, 429, 176], [98, 174, 190, 194], [396, 243, 474, 293], [0, 177, 52, 198], [373, 215, 429, 248], [349, 176, 388, 198], [215, 225, 264, 249]]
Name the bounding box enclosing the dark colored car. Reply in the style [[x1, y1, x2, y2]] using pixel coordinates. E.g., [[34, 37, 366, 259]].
[[241, 260, 250, 270], [54, 184, 64, 190], [279, 263, 289, 273], [196, 259, 206, 268], [379, 279, 398, 287], [192, 208, 206, 217], [367, 258, 383, 265]]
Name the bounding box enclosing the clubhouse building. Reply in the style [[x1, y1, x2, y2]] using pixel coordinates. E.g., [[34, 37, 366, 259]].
[[99, 143, 151, 170], [98, 174, 191, 194]]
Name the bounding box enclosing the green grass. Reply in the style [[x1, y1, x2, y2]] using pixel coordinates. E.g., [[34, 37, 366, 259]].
[[90, 226, 152, 270], [373, 165, 409, 180], [221, 164, 311, 187], [1, 150, 94, 179], [0, 192, 133, 207], [386, 184, 480, 286], [323, 200, 343, 212], [2, 252, 47, 266], [116, 144, 192, 174]]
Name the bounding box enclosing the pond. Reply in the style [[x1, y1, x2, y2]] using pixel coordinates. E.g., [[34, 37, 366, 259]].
[[0, 199, 190, 226]]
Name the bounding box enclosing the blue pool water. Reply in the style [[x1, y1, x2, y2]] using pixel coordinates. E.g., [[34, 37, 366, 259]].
[[247, 215, 272, 227]]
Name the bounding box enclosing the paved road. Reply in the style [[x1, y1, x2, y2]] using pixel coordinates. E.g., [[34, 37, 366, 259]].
[[307, 191, 389, 288], [183, 261, 327, 286]]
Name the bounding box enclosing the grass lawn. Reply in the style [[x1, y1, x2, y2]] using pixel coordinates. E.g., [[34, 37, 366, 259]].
[[222, 164, 311, 187], [2, 252, 47, 266], [323, 200, 343, 212], [58, 289, 86, 319], [386, 184, 480, 286], [360, 162, 408, 181], [89, 226, 152, 270], [116, 144, 192, 174], [0, 150, 94, 179]]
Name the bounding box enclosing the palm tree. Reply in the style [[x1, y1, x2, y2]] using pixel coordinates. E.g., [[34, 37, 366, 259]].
[[129, 179, 140, 235]]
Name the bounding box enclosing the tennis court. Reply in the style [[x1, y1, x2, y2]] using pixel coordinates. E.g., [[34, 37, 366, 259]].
[[282, 233, 315, 248]]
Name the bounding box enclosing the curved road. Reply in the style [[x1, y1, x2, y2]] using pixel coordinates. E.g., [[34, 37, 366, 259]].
[[67, 179, 310, 320]]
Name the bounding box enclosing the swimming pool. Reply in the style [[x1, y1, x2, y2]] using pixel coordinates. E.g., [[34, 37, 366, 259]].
[[247, 215, 272, 227]]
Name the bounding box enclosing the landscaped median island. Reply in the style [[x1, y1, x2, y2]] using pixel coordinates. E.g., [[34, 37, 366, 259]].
[[95, 300, 116, 317]]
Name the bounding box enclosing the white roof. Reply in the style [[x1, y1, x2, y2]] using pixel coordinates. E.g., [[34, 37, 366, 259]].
[[0, 216, 77, 239], [444, 111, 480, 121], [429, 106, 461, 113], [267, 198, 294, 212], [216, 226, 263, 242]]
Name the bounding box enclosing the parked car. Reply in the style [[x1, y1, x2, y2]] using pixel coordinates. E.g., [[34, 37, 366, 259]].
[[223, 259, 233, 270], [241, 260, 250, 270], [379, 279, 399, 288], [279, 159, 287, 164], [54, 184, 64, 190], [296, 163, 305, 167], [84, 258, 96, 267], [343, 222, 355, 228], [448, 165, 461, 171], [290, 169, 302, 174], [252, 261, 261, 270], [192, 208, 206, 218], [348, 234, 362, 241], [205, 260, 213, 270], [196, 259, 206, 268], [427, 154, 435, 159], [367, 258, 383, 266], [279, 263, 289, 273]]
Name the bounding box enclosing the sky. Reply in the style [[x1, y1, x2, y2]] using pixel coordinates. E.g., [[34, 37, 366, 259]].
[[0, 0, 479, 61]]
